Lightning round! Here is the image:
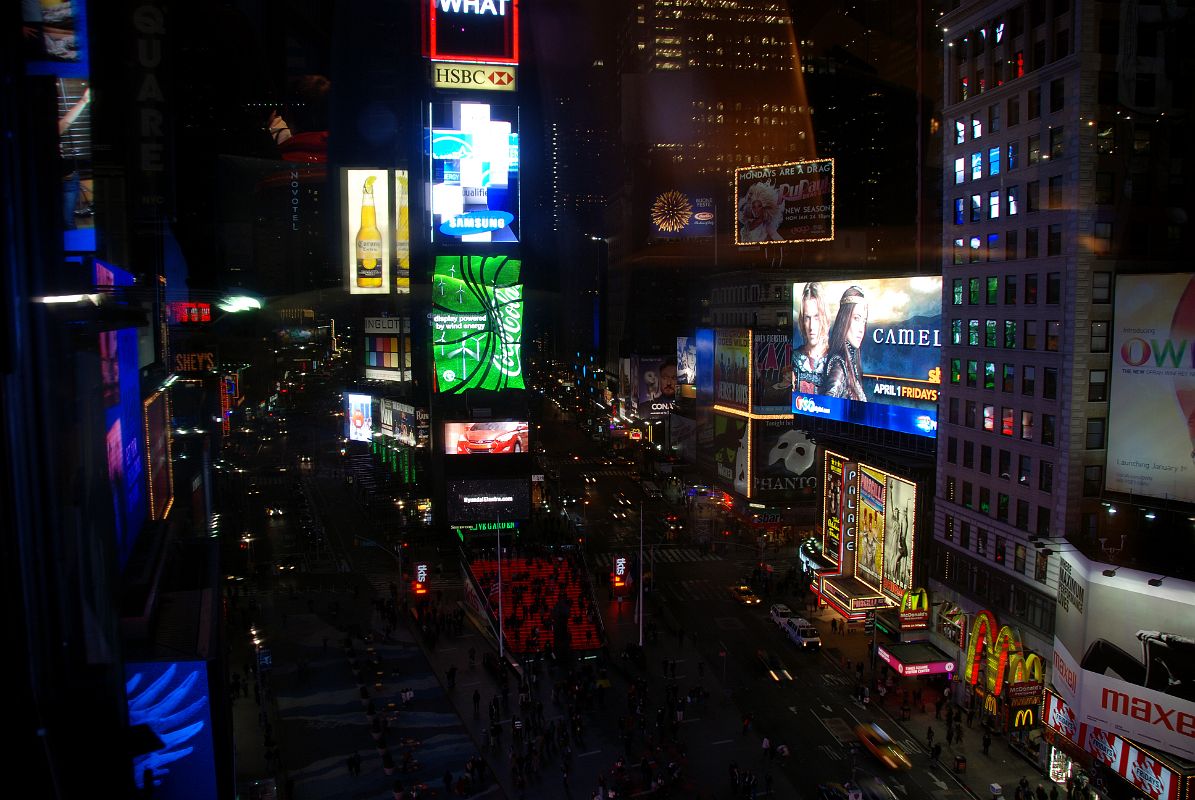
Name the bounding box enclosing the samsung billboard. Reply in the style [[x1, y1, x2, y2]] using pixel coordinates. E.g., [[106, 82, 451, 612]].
[[791, 278, 942, 438]]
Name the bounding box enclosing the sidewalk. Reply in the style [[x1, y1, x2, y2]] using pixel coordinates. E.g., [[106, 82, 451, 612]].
[[804, 601, 1042, 798]]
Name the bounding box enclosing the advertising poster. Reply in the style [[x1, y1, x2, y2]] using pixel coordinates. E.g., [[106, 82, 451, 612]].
[[791, 277, 942, 438], [447, 478, 531, 523], [856, 465, 887, 591], [96, 262, 145, 569], [752, 421, 818, 498], [752, 330, 792, 414], [648, 190, 715, 239], [1052, 552, 1195, 759], [394, 170, 411, 293], [1124, 745, 1180, 800], [734, 158, 834, 245], [443, 420, 529, 455], [364, 317, 412, 382], [343, 168, 391, 294], [390, 403, 428, 448], [823, 451, 845, 565], [636, 356, 676, 418], [714, 328, 751, 412], [431, 254, 523, 393], [379, 398, 396, 435], [711, 413, 749, 496], [1106, 274, 1195, 504], [425, 0, 519, 65], [618, 358, 633, 417], [677, 336, 697, 385], [345, 393, 373, 442], [127, 660, 217, 800], [429, 100, 519, 243], [880, 475, 916, 600], [143, 391, 174, 522]]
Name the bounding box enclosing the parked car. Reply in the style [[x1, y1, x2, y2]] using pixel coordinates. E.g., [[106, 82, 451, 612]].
[[784, 617, 822, 650], [769, 603, 795, 626]]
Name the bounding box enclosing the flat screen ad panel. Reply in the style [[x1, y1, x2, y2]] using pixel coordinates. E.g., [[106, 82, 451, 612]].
[[426, 0, 519, 65], [345, 393, 374, 442], [856, 465, 887, 591], [734, 158, 834, 245], [395, 171, 411, 293], [379, 398, 396, 435], [880, 474, 916, 600], [447, 478, 530, 522], [711, 413, 749, 496], [429, 101, 519, 242], [636, 356, 676, 418], [143, 391, 174, 522], [649, 190, 715, 239], [752, 421, 818, 498], [389, 402, 429, 447], [752, 330, 792, 414], [823, 450, 845, 566], [791, 277, 942, 438], [677, 336, 697, 385], [1052, 553, 1195, 760], [1106, 274, 1195, 504], [431, 254, 523, 392], [364, 317, 412, 382], [127, 660, 217, 800], [343, 169, 391, 294], [714, 328, 751, 412], [444, 420, 529, 454]]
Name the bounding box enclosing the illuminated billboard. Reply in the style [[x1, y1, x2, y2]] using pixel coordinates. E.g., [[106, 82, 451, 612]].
[[364, 317, 412, 382], [1106, 274, 1195, 504], [428, 100, 519, 242], [345, 394, 374, 442], [96, 262, 145, 569], [168, 302, 211, 324], [822, 450, 845, 566], [711, 413, 749, 496], [432, 61, 517, 91], [856, 466, 887, 590], [714, 328, 751, 412], [734, 158, 834, 245], [431, 254, 523, 393], [127, 661, 217, 800], [752, 330, 792, 414], [143, 391, 174, 522], [1052, 553, 1195, 760], [343, 169, 391, 294], [634, 356, 676, 418], [444, 420, 529, 454], [394, 171, 411, 293], [649, 190, 715, 239], [677, 337, 697, 385], [854, 464, 917, 599], [425, 0, 520, 65], [752, 421, 818, 498], [791, 278, 942, 438], [447, 478, 530, 522]]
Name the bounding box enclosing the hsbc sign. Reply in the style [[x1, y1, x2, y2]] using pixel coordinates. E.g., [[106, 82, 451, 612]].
[[433, 62, 517, 92]]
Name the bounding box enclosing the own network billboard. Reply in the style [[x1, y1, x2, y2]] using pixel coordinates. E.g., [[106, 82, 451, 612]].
[[127, 661, 217, 800], [710, 413, 749, 496], [429, 100, 519, 243], [425, 0, 520, 65], [431, 254, 523, 392], [791, 278, 942, 438], [734, 158, 834, 245], [364, 317, 412, 382], [635, 355, 677, 418], [648, 190, 715, 239], [143, 391, 174, 522], [447, 478, 530, 522], [714, 328, 751, 412], [752, 421, 818, 498], [444, 420, 529, 454], [387, 401, 429, 447], [1106, 274, 1195, 504], [96, 261, 146, 569], [345, 393, 374, 442], [752, 330, 792, 414], [677, 336, 697, 385], [1053, 553, 1195, 760], [343, 169, 392, 294]]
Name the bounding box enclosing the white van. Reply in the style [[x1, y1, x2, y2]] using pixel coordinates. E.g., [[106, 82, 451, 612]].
[[784, 617, 822, 650]]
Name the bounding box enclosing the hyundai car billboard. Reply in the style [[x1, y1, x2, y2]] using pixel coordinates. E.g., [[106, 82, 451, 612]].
[[443, 420, 529, 454], [1052, 551, 1195, 760], [428, 100, 519, 243], [791, 278, 942, 438], [1106, 274, 1195, 504]]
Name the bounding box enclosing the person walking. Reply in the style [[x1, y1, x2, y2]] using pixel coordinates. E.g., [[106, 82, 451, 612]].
[[945, 726, 954, 746], [473, 689, 482, 719], [926, 726, 935, 749], [982, 730, 992, 755], [955, 724, 964, 748], [761, 736, 771, 762], [930, 743, 942, 766]]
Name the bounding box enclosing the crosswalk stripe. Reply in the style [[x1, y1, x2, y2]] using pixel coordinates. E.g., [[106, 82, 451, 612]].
[[596, 548, 721, 564]]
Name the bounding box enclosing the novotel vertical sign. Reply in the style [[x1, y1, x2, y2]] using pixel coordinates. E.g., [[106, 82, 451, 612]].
[[426, 0, 520, 65]]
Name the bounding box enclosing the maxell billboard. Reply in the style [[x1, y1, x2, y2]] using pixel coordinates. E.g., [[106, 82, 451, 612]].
[[1052, 551, 1195, 759]]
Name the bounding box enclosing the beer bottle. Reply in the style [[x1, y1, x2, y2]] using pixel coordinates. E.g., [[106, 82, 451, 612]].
[[355, 175, 383, 288]]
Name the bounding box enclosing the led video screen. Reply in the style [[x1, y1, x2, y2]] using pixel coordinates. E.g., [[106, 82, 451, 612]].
[[676, 336, 697, 385], [791, 277, 942, 438], [431, 254, 523, 393], [127, 660, 217, 800], [444, 420, 529, 454], [447, 478, 530, 522], [429, 101, 519, 243], [648, 190, 715, 239], [734, 158, 834, 245], [345, 393, 373, 442]]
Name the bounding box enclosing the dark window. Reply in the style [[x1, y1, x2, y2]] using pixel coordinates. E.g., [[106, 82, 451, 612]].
[[962, 481, 974, 509], [949, 397, 959, 424], [1028, 87, 1041, 119], [1093, 272, 1112, 303], [1028, 134, 1041, 164], [999, 449, 1011, 479], [1034, 550, 1048, 582], [1046, 320, 1060, 351], [966, 400, 977, 427], [1098, 71, 1117, 104], [1043, 367, 1057, 399], [1042, 414, 1056, 446], [1091, 321, 1109, 352], [1083, 465, 1102, 497], [963, 440, 974, 468], [1046, 272, 1060, 303], [1018, 454, 1032, 485], [1048, 175, 1063, 209], [1050, 127, 1064, 159], [1050, 78, 1065, 112], [1027, 181, 1040, 213], [1054, 29, 1069, 60], [1095, 172, 1114, 205], [1086, 418, 1106, 449], [1024, 319, 1038, 349], [1040, 460, 1054, 493], [1088, 369, 1107, 402], [1005, 274, 1018, 304], [989, 103, 1002, 132], [1017, 500, 1030, 531], [1135, 74, 1156, 107], [1026, 227, 1039, 257], [998, 492, 1010, 522], [1137, 22, 1158, 58], [1008, 95, 1020, 126], [960, 521, 971, 548], [967, 360, 978, 388], [981, 444, 992, 473], [1022, 365, 1035, 395], [1047, 224, 1062, 256], [1098, 19, 1119, 55], [1025, 273, 1039, 304], [947, 436, 958, 463], [1003, 363, 1015, 392], [1006, 230, 1019, 261]]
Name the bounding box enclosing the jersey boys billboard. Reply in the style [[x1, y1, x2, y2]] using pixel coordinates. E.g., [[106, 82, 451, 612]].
[[1106, 274, 1195, 504], [431, 254, 524, 393], [713, 328, 750, 412], [735, 158, 834, 245], [428, 100, 519, 243], [791, 277, 942, 438]]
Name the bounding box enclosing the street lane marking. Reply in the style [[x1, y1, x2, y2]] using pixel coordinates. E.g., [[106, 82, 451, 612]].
[[710, 739, 733, 745], [578, 750, 602, 758]]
